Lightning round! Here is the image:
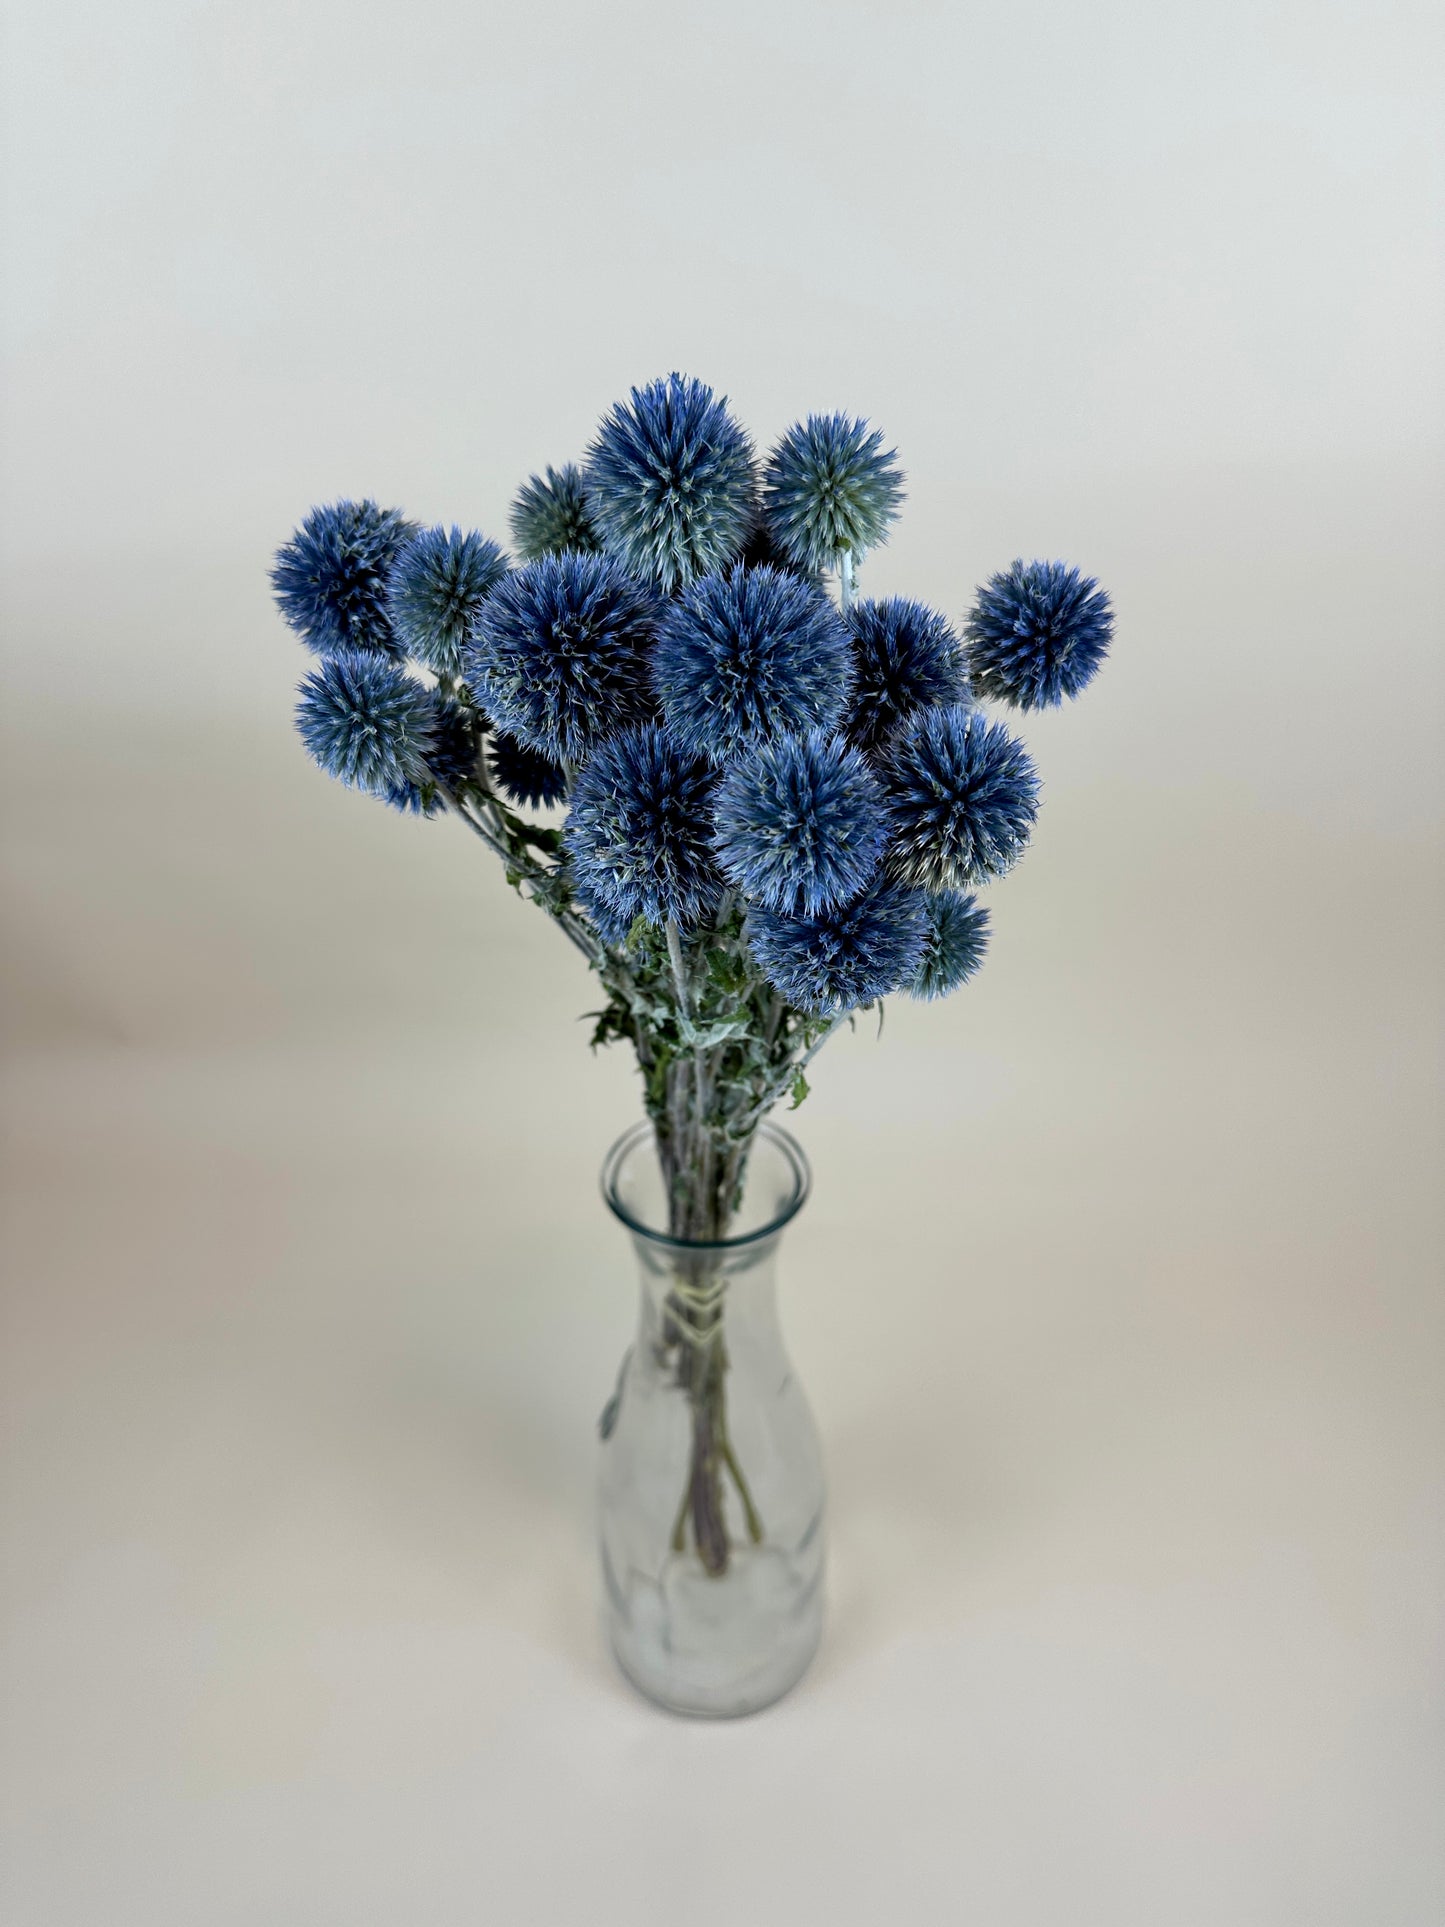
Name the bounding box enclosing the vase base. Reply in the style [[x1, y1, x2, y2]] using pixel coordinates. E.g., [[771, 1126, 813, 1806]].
[[604, 1537, 824, 1718]]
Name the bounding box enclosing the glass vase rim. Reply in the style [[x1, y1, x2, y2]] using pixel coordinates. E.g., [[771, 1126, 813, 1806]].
[[600, 1119, 812, 1253]]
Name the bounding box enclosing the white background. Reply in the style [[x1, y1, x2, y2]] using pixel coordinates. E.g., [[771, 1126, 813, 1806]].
[[3, 2, 1442, 1921]]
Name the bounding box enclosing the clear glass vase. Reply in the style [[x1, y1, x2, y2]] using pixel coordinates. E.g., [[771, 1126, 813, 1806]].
[[598, 1121, 826, 1717]]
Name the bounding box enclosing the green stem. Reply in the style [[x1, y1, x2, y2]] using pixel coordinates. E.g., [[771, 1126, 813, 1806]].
[[721, 1437, 764, 1544], [670, 1477, 690, 1554], [665, 917, 691, 1017]]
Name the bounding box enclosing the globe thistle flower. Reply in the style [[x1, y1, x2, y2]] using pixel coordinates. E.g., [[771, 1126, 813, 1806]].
[[272, 500, 419, 656], [909, 891, 990, 999], [761, 414, 904, 577], [463, 552, 658, 765], [489, 731, 569, 809], [387, 526, 509, 677], [712, 730, 888, 917], [879, 703, 1039, 889], [844, 598, 972, 753], [508, 464, 602, 562], [563, 724, 724, 930], [383, 782, 435, 815], [383, 696, 482, 815], [965, 559, 1114, 709], [583, 373, 757, 592], [653, 564, 853, 762], [736, 516, 822, 584], [745, 878, 927, 1014], [570, 871, 638, 949], [295, 649, 435, 797], [425, 694, 482, 789]]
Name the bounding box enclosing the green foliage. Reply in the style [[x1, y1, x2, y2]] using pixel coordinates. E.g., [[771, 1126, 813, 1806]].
[[585, 1001, 634, 1053]]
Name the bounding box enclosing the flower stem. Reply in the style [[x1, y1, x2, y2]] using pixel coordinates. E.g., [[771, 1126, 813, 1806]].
[[838, 547, 856, 614], [665, 917, 691, 1017], [721, 1437, 764, 1544]]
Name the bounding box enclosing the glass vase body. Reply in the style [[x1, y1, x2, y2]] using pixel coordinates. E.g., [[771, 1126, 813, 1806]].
[[598, 1122, 825, 1717]]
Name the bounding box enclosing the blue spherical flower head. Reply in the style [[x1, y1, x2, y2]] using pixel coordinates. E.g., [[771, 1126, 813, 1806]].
[[737, 516, 823, 585], [509, 464, 602, 562], [844, 598, 972, 753], [965, 559, 1114, 709], [489, 732, 569, 809], [746, 878, 927, 1014], [879, 703, 1039, 889], [296, 649, 435, 797], [385, 695, 482, 815], [387, 526, 508, 677], [583, 374, 757, 592], [570, 872, 638, 949], [909, 891, 990, 999], [464, 552, 658, 765], [653, 564, 853, 761], [762, 414, 904, 576], [564, 725, 724, 930], [713, 730, 889, 917], [272, 500, 419, 656]]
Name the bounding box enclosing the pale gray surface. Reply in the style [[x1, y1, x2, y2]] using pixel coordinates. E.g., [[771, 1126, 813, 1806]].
[[3, 2, 1444, 1923]]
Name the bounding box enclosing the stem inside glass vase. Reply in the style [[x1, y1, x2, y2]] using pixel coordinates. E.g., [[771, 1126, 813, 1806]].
[[658, 1243, 765, 1576], [602, 1115, 811, 1581]]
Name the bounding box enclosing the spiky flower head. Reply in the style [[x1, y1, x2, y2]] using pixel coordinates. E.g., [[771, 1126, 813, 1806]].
[[583, 374, 757, 592], [384, 696, 482, 815], [965, 559, 1114, 709], [564, 724, 723, 930], [387, 526, 509, 677], [508, 464, 602, 562], [762, 414, 904, 576], [844, 598, 972, 753], [489, 731, 569, 809], [713, 730, 889, 917], [909, 890, 990, 999], [463, 552, 657, 765], [570, 873, 637, 949], [736, 517, 821, 582], [295, 649, 435, 798], [653, 564, 853, 762], [272, 500, 419, 656], [745, 878, 927, 1014], [879, 703, 1039, 889]]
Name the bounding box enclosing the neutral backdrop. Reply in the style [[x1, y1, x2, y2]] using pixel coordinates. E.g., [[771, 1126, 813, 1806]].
[[3, 3, 1443, 1923]]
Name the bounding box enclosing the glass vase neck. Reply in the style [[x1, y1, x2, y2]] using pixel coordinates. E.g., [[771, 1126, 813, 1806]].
[[601, 1120, 811, 1258]]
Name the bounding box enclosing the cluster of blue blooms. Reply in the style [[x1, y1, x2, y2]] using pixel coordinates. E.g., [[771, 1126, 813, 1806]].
[[275, 373, 1112, 1016]]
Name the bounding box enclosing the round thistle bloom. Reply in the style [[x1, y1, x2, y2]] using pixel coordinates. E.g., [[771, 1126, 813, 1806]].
[[272, 500, 419, 656], [489, 731, 569, 809], [387, 526, 509, 677], [761, 414, 904, 576], [745, 878, 927, 1014], [653, 564, 853, 761], [384, 696, 482, 815], [563, 725, 723, 930], [295, 649, 435, 797], [909, 890, 991, 999], [737, 516, 822, 584], [965, 559, 1114, 709], [463, 552, 657, 765], [583, 373, 757, 592], [570, 872, 638, 949], [712, 730, 889, 917], [844, 598, 972, 752], [508, 464, 602, 562], [879, 703, 1039, 889]]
